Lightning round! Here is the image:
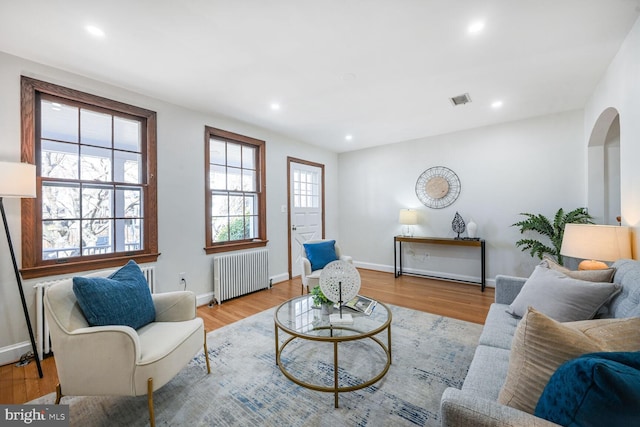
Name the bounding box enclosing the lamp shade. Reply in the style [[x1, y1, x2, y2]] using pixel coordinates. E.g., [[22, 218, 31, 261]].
[[0, 162, 36, 198], [399, 209, 418, 225], [561, 224, 631, 262]]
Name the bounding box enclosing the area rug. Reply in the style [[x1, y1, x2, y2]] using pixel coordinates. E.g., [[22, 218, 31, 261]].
[[31, 304, 482, 426]]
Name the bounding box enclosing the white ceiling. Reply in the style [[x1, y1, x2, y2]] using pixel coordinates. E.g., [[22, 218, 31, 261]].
[[1, 1, 639, 153]]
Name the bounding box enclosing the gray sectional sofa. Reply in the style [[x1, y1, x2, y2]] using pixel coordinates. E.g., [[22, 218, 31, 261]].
[[440, 258, 640, 426]]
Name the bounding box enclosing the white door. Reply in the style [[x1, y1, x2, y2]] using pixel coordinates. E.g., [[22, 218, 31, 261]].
[[289, 159, 324, 278]]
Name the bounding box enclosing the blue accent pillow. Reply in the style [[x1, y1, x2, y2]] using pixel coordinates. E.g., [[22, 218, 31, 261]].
[[72, 260, 156, 330], [303, 240, 338, 271], [535, 351, 640, 426]]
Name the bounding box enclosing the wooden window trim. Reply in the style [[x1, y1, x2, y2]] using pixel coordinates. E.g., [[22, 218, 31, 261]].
[[20, 76, 159, 279], [204, 126, 267, 255]]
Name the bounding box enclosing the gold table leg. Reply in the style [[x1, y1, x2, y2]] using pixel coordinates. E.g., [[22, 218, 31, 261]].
[[334, 341, 339, 408]]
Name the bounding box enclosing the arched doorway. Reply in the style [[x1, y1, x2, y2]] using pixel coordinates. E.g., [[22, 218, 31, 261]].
[[587, 107, 621, 225]]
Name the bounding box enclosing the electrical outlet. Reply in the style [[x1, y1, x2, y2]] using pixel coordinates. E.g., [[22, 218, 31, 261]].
[[423, 252, 430, 261], [178, 272, 186, 288]]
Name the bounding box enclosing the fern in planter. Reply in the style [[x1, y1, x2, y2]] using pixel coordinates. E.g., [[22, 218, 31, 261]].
[[310, 285, 330, 306], [512, 207, 593, 265]]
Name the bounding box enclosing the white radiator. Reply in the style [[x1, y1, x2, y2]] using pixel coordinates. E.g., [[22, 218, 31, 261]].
[[213, 249, 269, 303], [34, 265, 156, 360]]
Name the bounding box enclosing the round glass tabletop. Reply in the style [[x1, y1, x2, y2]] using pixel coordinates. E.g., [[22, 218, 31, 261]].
[[274, 294, 391, 340]]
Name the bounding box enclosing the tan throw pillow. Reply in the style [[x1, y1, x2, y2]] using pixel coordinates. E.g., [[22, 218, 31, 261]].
[[497, 307, 640, 414], [541, 256, 615, 282]]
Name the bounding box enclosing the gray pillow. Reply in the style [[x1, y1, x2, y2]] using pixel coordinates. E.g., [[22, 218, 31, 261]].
[[507, 266, 621, 322], [541, 256, 615, 283]]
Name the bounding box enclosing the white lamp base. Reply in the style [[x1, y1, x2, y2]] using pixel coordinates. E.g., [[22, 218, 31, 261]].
[[329, 313, 353, 325]]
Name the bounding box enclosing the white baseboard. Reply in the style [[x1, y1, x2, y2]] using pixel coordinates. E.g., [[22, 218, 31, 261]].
[[354, 262, 495, 288], [196, 292, 215, 307], [0, 341, 32, 366], [269, 272, 290, 285], [353, 261, 394, 273], [195, 272, 290, 307]]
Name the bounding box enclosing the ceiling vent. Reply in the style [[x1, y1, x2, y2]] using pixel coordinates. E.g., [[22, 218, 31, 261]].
[[450, 93, 472, 106]]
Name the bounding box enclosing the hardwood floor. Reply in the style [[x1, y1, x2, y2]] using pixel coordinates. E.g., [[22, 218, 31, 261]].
[[0, 268, 494, 405]]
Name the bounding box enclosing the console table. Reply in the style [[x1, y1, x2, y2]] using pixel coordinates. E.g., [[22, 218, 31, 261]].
[[394, 236, 486, 291]]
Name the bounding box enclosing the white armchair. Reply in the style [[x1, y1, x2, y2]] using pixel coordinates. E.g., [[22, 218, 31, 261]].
[[44, 273, 210, 427], [300, 239, 353, 294]]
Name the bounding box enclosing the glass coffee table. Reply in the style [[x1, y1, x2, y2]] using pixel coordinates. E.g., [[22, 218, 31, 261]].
[[274, 295, 392, 407]]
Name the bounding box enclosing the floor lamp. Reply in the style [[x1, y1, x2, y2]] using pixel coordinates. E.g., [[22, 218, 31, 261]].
[[0, 161, 42, 378]]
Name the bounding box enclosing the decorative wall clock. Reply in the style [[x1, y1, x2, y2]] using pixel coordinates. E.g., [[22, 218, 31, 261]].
[[415, 166, 461, 209]]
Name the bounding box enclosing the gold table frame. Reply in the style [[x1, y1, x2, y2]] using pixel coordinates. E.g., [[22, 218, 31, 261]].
[[274, 295, 392, 407]]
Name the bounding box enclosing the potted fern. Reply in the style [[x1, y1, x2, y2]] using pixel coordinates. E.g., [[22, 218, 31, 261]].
[[311, 285, 334, 313], [512, 207, 593, 265]]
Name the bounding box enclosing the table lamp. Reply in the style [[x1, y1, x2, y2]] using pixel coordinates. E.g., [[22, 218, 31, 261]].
[[399, 209, 418, 237], [0, 161, 42, 377], [560, 223, 631, 270]]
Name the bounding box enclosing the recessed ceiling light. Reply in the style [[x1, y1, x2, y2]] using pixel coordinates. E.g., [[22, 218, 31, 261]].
[[491, 100, 503, 108], [450, 93, 472, 106], [468, 21, 485, 34], [85, 25, 105, 38], [270, 103, 281, 111], [345, 135, 353, 141]]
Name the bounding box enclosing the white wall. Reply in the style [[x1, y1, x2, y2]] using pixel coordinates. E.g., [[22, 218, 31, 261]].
[[338, 110, 586, 282], [0, 51, 338, 361], [584, 16, 640, 255], [2, 14, 638, 363]]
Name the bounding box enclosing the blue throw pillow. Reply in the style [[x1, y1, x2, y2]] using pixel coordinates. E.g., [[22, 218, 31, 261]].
[[535, 351, 640, 427], [72, 260, 156, 329], [303, 240, 338, 271]]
